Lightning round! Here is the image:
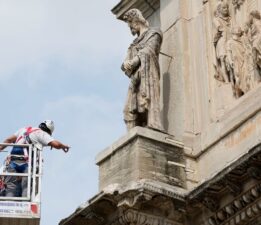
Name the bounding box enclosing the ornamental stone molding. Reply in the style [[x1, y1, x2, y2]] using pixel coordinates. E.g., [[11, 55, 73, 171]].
[[117, 191, 153, 208], [60, 144, 261, 225], [207, 183, 261, 225], [110, 209, 182, 225], [186, 144, 261, 215]]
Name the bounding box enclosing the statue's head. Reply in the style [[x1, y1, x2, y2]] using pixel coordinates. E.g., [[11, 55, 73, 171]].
[[250, 10, 261, 20], [217, 1, 229, 17], [231, 26, 243, 38], [123, 9, 149, 36]]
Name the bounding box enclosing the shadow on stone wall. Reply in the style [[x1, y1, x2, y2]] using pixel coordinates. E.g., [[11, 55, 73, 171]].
[[162, 72, 170, 132]]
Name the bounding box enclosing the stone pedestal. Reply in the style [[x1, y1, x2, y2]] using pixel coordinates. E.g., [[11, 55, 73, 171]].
[[96, 127, 186, 191]]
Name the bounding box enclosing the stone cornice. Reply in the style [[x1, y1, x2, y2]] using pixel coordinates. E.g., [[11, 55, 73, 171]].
[[59, 180, 186, 225], [187, 86, 261, 158], [90, 179, 186, 206], [187, 144, 261, 201], [207, 183, 261, 225], [96, 127, 184, 165], [111, 209, 182, 225], [111, 0, 160, 20], [60, 141, 261, 225]]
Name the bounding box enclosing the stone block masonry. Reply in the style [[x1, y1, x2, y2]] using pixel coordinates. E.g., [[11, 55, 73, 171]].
[[96, 127, 185, 190]]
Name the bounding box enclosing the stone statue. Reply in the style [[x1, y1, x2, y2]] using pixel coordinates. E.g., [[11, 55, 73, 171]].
[[213, 1, 231, 83], [121, 9, 163, 131], [232, 0, 245, 10], [245, 10, 261, 77], [226, 27, 246, 98]]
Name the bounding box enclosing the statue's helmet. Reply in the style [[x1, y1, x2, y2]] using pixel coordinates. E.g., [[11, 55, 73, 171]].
[[123, 8, 149, 27]]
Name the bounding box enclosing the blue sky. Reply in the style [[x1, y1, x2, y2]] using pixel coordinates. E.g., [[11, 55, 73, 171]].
[[0, 0, 132, 224]]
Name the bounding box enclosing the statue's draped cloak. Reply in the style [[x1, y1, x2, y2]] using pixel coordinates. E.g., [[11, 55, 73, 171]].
[[213, 16, 231, 59], [123, 28, 163, 131]]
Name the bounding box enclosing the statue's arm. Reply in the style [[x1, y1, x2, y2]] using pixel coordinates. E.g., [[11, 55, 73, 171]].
[[138, 33, 162, 56], [121, 33, 162, 76], [122, 56, 140, 77], [213, 19, 222, 46], [121, 48, 137, 77]]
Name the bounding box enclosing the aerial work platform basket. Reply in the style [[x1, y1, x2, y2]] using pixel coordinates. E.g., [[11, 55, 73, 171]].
[[0, 143, 43, 225]]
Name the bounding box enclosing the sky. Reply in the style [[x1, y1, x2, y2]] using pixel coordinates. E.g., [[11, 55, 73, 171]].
[[0, 0, 132, 224]]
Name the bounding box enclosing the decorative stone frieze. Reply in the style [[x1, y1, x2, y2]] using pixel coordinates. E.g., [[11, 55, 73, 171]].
[[202, 195, 220, 212], [111, 209, 182, 225], [207, 183, 261, 225], [59, 180, 186, 225], [248, 166, 261, 180], [81, 209, 104, 224], [224, 176, 242, 196], [187, 144, 261, 211], [117, 191, 153, 208]]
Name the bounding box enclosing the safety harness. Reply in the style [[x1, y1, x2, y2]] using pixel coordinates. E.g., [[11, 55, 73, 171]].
[[0, 127, 40, 194], [7, 127, 40, 169], [11, 127, 39, 157]]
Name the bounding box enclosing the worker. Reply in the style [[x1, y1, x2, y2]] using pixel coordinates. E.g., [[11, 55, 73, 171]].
[[0, 120, 70, 197]]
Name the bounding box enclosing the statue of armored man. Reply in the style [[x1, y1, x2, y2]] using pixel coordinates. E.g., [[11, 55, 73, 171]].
[[121, 9, 163, 131]]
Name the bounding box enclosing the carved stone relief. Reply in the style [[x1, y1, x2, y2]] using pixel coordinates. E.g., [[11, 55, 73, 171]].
[[110, 209, 182, 225], [213, 0, 261, 98], [213, 1, 232, 84], [232, 0, 245, 10]]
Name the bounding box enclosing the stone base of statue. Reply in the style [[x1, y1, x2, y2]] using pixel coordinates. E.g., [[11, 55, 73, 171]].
[[96, 126, 186, 190], [60, 127, 187, 225]]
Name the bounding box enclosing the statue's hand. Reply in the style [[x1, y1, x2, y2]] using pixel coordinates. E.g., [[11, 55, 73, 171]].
[[123, 60, 133, 71]]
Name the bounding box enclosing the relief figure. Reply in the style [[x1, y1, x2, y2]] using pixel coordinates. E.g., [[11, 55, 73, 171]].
[[245, 10, 261, 81], [226, 27, 247, 97], [213, 1, 232, 83]]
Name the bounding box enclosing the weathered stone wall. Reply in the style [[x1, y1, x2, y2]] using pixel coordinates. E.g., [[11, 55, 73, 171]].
[[157, 0, 261, 189], [110, 0, 261, 191], [97, 127, 186, 191], [110, 0, 261, 190]]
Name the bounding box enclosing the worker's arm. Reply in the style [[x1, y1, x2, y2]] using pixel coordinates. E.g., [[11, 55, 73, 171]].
[[48, 140, 70, 153], [0, 135, 17, 151]]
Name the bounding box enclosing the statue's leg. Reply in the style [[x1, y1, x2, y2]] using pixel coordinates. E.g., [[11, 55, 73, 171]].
[[124, 108, 138, 131], [139, 112, 148, 127], [221, 59, 229, 83]]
